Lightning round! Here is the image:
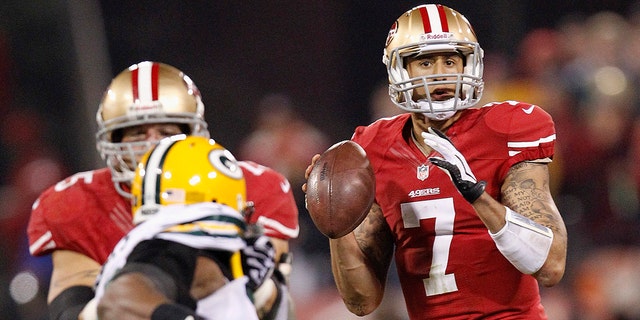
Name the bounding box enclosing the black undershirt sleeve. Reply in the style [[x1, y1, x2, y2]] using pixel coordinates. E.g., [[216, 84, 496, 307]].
[[122, 239, 199, 309], [48, 285, 94, 320]]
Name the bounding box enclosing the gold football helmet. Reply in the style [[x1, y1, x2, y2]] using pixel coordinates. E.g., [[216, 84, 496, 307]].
[[131, 135, 246, 224], [383, 4, 484, 119], [96, 61, 209, 197]]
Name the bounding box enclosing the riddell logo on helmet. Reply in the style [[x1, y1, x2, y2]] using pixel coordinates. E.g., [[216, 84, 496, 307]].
[[422, 33, 453, 40], [129, 101, 162, 113], [141, 207, 159, 217]]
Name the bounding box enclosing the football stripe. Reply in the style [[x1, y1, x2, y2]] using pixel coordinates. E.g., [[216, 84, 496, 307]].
[[131, 65, 139, 101], [151, 62, 159, 100], [507, 134, 556, 148]]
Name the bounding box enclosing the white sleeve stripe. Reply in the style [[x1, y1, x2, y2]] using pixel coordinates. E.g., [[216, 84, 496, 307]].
[[257, 216, 299, 239], [29, 231, 53, 254], [507, 134, 556, 148]]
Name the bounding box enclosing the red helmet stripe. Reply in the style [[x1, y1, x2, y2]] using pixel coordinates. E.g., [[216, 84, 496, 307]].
[[150, 62, 159, 100], [418, 6, 432, 33], [131, 65, 139, 101]]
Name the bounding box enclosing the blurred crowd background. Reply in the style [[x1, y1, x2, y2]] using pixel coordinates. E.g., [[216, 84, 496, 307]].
[[1, 1, 639, 319]]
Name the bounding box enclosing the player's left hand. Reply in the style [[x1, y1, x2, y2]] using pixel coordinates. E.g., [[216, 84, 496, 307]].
[[422, 127, 486, 203], [242, 234, 275, 291]]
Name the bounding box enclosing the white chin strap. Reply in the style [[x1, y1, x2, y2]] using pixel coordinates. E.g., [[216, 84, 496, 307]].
[[413, 99, 456, 120]]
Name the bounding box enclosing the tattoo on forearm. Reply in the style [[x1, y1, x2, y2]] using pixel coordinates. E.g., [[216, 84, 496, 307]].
[[354, 205, 392, 271], [502, 162, 560, 232]]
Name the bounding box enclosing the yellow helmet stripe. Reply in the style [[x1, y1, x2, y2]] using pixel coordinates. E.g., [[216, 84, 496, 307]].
[[164, 221, 243, 236]]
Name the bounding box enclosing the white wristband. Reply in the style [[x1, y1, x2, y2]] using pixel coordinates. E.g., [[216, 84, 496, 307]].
[[253, 277, 277, 311], [489, 207, 553, 274], [79, 296, 99, 320]]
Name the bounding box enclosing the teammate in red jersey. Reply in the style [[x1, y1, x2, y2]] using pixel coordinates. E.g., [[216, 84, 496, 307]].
[[303, 4, 567, 319], [27, 61, 299, 320]]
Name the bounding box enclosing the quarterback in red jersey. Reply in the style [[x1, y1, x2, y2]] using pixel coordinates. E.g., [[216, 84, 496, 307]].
[[304, 4, 566, 320], [27, 61, 298, 320]]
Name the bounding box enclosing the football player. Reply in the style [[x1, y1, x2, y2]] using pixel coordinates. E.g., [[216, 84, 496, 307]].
[[303, 4, 567, 319], [27, 61, 298, 320], [95, 135, 270, 320]]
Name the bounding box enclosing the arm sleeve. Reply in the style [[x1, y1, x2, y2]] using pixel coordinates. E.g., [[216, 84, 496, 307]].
[[123, 239, 199, 309]]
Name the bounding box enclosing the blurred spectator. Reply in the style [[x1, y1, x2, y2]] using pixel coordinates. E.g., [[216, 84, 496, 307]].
[[238, 92, 333, 302], [239, 93, 330, 189], [0, 109, 67, 320], [558, 11, 630, 110], [631, 120, 640, 211], [476, 51, 511, 106], [368, 81, 403, 121], [555, 12, 639, 251], [0, 30, 14, 184], [0, 27, 66, 319], [295, 286, 408, 320], [571, 247, 640, 320]]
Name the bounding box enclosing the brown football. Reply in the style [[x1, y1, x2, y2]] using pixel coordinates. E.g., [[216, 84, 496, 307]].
[[306, 140, 375, 239]]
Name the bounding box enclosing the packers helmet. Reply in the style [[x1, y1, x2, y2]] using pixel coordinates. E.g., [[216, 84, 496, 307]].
[[96, 61, 209, 197], [383, 4, 484, 119], [131, 135, 246, 224]]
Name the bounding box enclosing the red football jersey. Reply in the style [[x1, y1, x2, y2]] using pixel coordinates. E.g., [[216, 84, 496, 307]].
[[27, 162, 299, 264], [351, 102, 555, 320]]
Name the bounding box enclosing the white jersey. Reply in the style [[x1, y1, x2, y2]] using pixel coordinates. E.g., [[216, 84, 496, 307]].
[[95, 202, 258, 320]]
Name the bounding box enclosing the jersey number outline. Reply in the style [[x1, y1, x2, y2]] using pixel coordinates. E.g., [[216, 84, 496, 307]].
[[238, 161, 266, 176], [54, 171, 95, 192], [401, 197, 458, 296]]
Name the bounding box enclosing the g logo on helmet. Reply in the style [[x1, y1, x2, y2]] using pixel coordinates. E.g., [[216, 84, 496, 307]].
[[209, 149, 243, 180]]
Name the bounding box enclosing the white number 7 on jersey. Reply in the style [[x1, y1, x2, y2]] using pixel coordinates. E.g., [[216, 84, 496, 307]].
[[401, 197, 458, 296]]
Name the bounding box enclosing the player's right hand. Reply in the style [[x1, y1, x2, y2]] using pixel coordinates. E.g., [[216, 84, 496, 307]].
[[302, 154, 322, 193]]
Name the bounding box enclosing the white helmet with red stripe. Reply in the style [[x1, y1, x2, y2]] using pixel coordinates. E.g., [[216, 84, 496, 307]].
[[383, 4, 484, 119], [96, 61, 209, 197]]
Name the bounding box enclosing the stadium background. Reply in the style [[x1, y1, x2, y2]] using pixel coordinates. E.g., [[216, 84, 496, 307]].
[[0, 1, 638, 319]]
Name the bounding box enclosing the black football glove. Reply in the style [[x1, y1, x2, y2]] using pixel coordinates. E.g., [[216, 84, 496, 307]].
[[242, 230, 275, 291], [422, 127, 486, 203]]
